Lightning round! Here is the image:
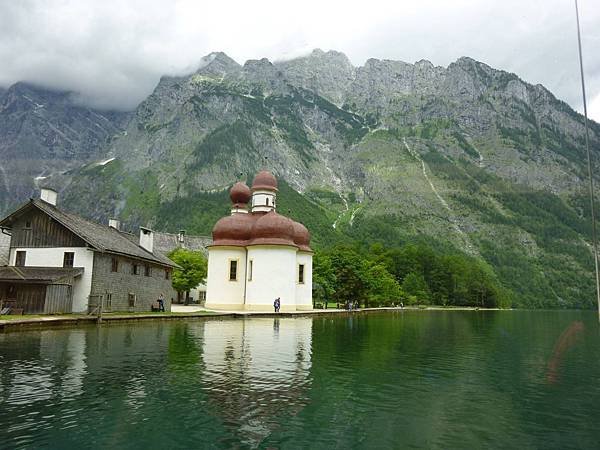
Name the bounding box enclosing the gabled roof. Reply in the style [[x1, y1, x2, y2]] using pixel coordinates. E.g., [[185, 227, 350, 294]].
[[0, 199, 177, 268]]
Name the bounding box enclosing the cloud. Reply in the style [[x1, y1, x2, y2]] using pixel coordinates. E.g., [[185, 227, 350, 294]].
[[0, 0, 599, 119]]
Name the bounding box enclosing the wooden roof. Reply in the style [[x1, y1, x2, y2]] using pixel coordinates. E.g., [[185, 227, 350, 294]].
[[0, 199, 177, 268], [0, 266, 83, 284]]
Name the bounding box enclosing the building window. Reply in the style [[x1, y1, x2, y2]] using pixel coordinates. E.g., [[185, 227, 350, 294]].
[[24, 220, 32, 229], [266, 197, 270, 206], [63, 252, 75, 268], [131, 263, 139, 275], [248, 260, 253, 281], [165, 269, 170, 280], [105, 292, 112, 310], [145, 265, 151, 277], [15, 251, 26, 267], [298, 264, 305, 284], [128, 293, 136, 307], [111, 257, 119, 272], [229, 260, 238, 281]]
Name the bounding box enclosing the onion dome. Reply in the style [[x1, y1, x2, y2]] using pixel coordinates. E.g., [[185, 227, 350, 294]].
[[292, 220, 312, 252], [212, 213, 256, 246], [251, 170, 278, 191], [248, 211, 296, 246], [230, 182, 251, 207]]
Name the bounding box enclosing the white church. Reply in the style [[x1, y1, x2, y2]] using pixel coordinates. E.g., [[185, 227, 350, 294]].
[[205, 171, 313, 311]]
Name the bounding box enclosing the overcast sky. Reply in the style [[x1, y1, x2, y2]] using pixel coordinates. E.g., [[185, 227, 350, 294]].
[[1, 0, 600, 121]]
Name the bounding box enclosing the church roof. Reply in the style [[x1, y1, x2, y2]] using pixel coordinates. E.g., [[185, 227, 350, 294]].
[[210, 172, 311, 251]]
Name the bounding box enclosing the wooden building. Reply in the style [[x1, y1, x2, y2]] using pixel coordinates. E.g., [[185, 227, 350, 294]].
[[0, 189, 178, 314]]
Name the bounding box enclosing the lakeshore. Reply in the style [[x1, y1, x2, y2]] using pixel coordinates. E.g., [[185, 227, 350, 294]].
[[0, 304, 505, 332]]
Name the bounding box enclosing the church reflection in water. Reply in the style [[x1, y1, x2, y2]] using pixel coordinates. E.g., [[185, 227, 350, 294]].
[[0, 317, 313, 448], [200, 317, 313, 445]]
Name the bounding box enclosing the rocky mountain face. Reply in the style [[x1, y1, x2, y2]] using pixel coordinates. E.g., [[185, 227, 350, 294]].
[[0, 82, 130, 213], [3, 49, 600, 308]]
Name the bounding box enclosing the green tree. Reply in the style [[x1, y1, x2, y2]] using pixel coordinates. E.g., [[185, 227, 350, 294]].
[[364, 263, 404, 307], [329, 245, 369, 307], [401, 272, 431, 304], [168, 248, 207, 302], [313, 251, 337, 307]]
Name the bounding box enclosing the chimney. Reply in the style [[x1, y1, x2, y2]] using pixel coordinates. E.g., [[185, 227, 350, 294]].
[[108, 219, 121, 230], [177, 230, 185, 245], [139, 227, 154, 253], [40, 188, 58, 206]]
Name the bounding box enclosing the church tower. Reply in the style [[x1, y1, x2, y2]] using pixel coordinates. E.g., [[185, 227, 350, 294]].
[[251, 170, 277, 212]]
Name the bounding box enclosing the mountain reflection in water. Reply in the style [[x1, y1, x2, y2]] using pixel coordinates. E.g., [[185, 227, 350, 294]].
[[1, 311, 600, 449]]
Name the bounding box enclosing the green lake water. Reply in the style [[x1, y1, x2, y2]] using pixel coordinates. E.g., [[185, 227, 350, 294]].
[[1, 310, 599, 449]]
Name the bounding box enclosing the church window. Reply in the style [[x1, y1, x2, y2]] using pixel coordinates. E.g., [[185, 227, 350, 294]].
[[266, 197, 270, 206], [229, 260, 238, 281], [248, 260, 253, 281], [298, 264, 305, 284]]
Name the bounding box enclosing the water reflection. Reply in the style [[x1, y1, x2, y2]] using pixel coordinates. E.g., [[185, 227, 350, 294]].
[[0, 312, 599, 449], [201, 318, 313, 446]]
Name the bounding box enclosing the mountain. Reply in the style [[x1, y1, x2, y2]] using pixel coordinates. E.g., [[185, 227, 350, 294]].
[[3, 49, 600, 309], [0, 82, 130, 213]]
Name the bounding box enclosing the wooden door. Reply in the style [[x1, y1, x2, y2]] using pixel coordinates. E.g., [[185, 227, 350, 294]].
[[16, 285, 47, 314]]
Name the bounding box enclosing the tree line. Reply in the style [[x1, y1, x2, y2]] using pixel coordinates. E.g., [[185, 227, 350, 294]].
[[167, 243, 510, 309], [313, 243, 511, 308]]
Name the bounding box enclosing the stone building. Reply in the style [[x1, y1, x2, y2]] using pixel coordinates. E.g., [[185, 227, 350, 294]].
[[0, 188, 177, 314], [205, 171, 313, 311], [153, 230, 211, 304]]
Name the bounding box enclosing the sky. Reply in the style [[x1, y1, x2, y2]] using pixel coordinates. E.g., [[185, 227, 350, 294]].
[[1, 0, 600, 121]]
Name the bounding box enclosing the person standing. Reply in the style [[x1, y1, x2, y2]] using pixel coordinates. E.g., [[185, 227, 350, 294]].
[[273, 297, 278, 312], [158, 293, 165, 312]]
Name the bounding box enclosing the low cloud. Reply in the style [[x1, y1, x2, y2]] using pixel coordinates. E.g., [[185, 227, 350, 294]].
[[1, 0, 599, 120]]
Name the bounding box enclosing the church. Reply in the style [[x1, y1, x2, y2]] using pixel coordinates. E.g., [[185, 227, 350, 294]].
[[205, 171, 313, 311]]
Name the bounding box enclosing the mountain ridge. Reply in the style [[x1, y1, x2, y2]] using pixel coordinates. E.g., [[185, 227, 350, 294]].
[[1, 49, 599, 309]]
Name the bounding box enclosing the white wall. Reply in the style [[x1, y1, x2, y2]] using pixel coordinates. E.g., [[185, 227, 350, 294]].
[[246, 245, 297, 311], [189, 282, 207, 304], [9, 247, 95, 313], [295, 252, 313, 310], [251, 189, 276, 213], [205, 247, 247, 310]]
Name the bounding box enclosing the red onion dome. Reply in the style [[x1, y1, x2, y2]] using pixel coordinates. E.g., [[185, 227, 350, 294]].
[[248, 211, 296, 246], [251, 170, 278, 192], [292, 220, 312, 252], [212, 213, 256, 246], [230, 182, 251, 206]]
